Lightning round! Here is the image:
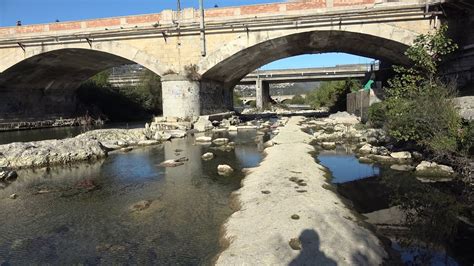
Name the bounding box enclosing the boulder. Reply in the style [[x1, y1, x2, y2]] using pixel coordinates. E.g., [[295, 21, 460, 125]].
[[328, 112, 360, 124], [0, 169, 17, 181], [358, 157, 373, 164], [201, 152, 214, 161], [321, 142, 336, 150], [129, 200, 152, 212], [195, 136, 212, 143], [159, 159, 185, 167], [217, 164, 234, 176], [390, 164, 415, 171], [166, 130, 187, 138], [415, 161, 455, 177], [367, 154, 397, 164], [193, 116, 213, 132], [390, 151, 412, 159], [212, 138, 229, 146], [228, 126, 238, 131], [359, 144, 374, 154], [137, 140, 160, 146]]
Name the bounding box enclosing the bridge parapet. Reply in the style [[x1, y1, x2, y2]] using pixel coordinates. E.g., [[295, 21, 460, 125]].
[[0, 0, 434, 38]]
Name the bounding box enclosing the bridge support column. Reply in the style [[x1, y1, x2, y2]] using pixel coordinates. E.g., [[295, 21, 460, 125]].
[[256, 79, 270, 110], [162, 74, 201, 119]]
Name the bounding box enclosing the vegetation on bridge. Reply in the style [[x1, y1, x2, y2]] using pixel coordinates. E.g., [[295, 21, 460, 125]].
[[77, 69, 162, 121]]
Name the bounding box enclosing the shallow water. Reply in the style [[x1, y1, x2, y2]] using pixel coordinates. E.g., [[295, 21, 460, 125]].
[[0, 121, 146, 145], [316, 145, 471, 265], [0, 131, 265, 265]]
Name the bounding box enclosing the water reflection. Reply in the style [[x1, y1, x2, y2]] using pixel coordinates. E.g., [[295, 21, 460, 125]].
[[0, 121, 145, 144], [316, 145, 471, 265], [0, 131, 266, 264], [318, 145, 380, 183]]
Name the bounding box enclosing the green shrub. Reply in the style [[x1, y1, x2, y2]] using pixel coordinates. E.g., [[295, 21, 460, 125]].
[[233, 90, 243, 107], [381, 25, 463, 154], [288, 94, 306, 104], [305, 79, 360, 112], [459, 121, 474, 156], [367, 102, 387, 128]]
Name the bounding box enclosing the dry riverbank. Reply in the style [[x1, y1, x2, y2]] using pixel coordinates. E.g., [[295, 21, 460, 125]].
[[216, 116, 386, 265]]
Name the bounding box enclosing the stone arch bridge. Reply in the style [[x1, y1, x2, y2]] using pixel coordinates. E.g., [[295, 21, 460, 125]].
[[0, 0, 443, 120]]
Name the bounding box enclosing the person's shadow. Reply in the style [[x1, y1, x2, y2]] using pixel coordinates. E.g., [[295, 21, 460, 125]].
[[289, 229, 337, 266]]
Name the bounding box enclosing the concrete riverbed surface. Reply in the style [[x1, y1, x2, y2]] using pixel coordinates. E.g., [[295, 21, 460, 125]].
[[216, 116, 386, 265]]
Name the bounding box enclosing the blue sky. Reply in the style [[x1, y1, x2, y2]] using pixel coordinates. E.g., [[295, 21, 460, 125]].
[[0, 0, 374, 69]]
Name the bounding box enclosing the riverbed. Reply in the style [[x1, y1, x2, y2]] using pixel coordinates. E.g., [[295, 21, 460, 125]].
[[318, 145, 473, 265], [0, 130, 266, 264]]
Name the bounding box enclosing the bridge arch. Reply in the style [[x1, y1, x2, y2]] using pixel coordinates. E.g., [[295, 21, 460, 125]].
[[199, 25, 418, 86], [0, 43, 167, 122], [0, 41, 167, 79]]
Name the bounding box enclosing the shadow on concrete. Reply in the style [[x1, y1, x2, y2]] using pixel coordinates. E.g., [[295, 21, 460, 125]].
[[289, 229, 337, 266]]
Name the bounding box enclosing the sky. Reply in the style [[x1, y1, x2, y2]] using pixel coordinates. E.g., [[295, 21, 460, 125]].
[[0, 0, 374, 70]]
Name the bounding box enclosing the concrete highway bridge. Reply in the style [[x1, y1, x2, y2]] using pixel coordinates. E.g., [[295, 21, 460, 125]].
[[0, 0, 470, 120], [239, 63, 375, 85]]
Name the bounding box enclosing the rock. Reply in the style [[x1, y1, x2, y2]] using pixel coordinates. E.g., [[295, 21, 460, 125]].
[[289, 238, 302, 250], [212, 138, 229, 146], [159, 159, 184, 167], [412, 151, 423, 160], [9, 193, 17, 199], [390, 151, 412, 159], [367, 154, 397, 164], [160, 133, 172, 141], [166, 130, 187, 138], [75, 179, 98, 191], [120, 147, 133, 152], [129, 200, 152, 212], [237, 125, 258, 130], [358, 157, 373, 164], [137, 140, 160, 146], [321, 142, 336, 149], [328, 112, 360, 124], [291, 214, 300, 220], [193, 116, 213, 132], [101, 142, 121, 150], [359, 144, 374, 154], [263, 140, 274, 148], [415, 161, 455, 176], [0, 169, 17, 181], [195, 136, 212, 143], [0, 137, 107, 169], [228, 126, 238, 131], [217, 164, 234, 176], [153, 132, 163, 140], [390, 164, 415, 171], [358, 143, 388, 155], [201, 152, 214, 161]]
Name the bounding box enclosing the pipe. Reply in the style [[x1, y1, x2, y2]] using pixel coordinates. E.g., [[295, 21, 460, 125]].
[[199, 0, 206, 57]]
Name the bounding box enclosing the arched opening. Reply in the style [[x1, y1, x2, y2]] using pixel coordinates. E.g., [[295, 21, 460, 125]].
[[0, 48, 163, 125], [201, 30, 409, 112]]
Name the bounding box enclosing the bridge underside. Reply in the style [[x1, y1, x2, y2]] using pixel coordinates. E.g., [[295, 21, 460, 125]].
[[0, 49, 134, 122]]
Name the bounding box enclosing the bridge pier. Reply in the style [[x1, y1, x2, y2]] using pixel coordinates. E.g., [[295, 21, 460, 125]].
[[161, 75, 201, 119], [162, 75, 233, 119], [256, 79, 271, 110]]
